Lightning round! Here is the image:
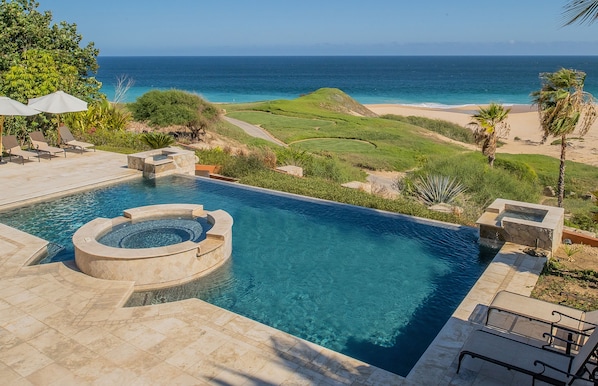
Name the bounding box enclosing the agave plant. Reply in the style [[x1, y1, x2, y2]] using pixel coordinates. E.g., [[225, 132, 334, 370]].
[[413, 175, 466, 206], [141, 132, 175, 149]]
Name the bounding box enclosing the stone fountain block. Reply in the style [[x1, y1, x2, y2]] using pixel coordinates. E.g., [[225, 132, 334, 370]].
[[477, 198, 564, 255], [127, 147, 199, 179]]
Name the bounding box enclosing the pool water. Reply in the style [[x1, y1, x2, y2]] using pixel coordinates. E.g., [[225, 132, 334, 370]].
[[0, 175, 497, 376], [496, 209, 546, 223], [98, 218, 210, 248]]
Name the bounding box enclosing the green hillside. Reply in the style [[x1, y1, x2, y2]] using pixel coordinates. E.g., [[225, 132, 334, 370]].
[[218, 88, 597, 230]]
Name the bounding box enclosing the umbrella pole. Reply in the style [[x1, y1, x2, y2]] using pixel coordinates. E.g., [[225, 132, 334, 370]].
[[56, 114, 61, 145], [0, 116, 4, 163]]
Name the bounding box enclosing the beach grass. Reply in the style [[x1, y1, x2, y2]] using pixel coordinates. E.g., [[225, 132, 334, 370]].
[[222, 88, 598, 227]]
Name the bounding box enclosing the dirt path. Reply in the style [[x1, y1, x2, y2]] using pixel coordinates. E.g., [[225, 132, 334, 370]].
[[223, 116, 287, 146]]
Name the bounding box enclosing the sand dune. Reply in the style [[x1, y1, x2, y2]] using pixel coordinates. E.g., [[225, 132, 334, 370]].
[[366, 104, 598, 167]]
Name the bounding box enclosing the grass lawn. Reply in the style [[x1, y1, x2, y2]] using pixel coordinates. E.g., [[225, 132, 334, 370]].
[[222, 88, 598, 230]]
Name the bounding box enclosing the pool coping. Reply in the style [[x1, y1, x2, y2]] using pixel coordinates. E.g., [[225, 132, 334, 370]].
[[0, 154, 547, 385]]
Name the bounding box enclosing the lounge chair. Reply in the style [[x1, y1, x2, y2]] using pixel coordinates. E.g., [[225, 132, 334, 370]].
[[2, 135, 39, 164], [57, 126, 95, 153], [485, 291, 598, 355], [458, 328, 598, 385], [487, 291, 598, 334], [29, 131, 65, 159]]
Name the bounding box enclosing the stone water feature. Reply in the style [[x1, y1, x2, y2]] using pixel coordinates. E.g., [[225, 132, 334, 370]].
[[477, 198, 564, 255], [127, 147, 198, 179], [73, 204, 233, 290]]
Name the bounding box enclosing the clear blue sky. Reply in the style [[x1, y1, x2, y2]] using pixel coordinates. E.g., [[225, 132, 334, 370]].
[[41, 0, 598, 56]]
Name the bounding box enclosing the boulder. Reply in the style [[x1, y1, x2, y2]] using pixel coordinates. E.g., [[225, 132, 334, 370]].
[[581, 192, 596, 201], [543, 186, 556, 197]]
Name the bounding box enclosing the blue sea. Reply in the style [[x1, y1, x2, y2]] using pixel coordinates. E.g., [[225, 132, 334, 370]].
[[96, 56, 598, 106]]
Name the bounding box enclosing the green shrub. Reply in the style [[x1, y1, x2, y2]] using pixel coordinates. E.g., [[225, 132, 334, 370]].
[[566, 212, 597, 232], [141, 132, 175, 149], [196, 147, 231, 166], [65, 99, 131, 133], [494, 158, 538, 183], [76, 126, 146, 151], [219, 153, 268, 178], [128, 89, 218, 130], [415, 153, 540, 208], [275, 147, 364, 182], [382, 114, 475, 143], [305, 154, 364, 182], [275, 148, 312, 167], [241, 170, 462, 224]]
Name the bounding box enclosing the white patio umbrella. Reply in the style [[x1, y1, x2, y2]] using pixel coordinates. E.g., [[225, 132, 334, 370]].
[[28, 91, 88, 142], [0, 96, 40, 156]]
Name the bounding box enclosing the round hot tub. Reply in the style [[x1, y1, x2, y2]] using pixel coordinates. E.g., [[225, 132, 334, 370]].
[[73, 204, 233, 290], [98, 218, 209, 249]]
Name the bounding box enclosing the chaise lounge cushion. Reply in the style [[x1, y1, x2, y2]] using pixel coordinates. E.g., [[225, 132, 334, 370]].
[[30, 131, 65, 158], [58, 126, 95, 152], [2, 135, 39, 164], [487, 291, 598, 333], [458, 328, 598, 385]]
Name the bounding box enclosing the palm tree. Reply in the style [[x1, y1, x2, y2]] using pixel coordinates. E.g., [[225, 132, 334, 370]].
[[469, 103, 511, 167], [531, 68, 597, 207], [563, 0, 598, 25]]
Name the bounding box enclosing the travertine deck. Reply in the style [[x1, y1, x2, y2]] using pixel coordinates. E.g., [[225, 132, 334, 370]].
[[0, 150, 550, 385]]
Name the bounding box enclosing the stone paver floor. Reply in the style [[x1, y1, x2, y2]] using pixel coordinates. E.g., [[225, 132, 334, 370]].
[[0, 149, 561, 385]]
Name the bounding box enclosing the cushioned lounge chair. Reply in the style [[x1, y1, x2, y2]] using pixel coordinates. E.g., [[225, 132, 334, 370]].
[[2, 135, 39, 164], [458, 328, 598, 385], [487, 291, 598, 334], [58, 126, 95, 153], [29, 131, 65, 159]]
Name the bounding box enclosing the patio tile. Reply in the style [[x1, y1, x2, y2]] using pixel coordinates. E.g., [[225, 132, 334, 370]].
[[0, 342, 53, 377], [25, 363, 72, 385], [0, 150, 551, 385]]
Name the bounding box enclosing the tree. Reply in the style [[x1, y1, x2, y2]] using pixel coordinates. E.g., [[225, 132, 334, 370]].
[[563, 0, 598, 25], [531, 68, 597, 207], [468, 103, 511, 167], [0, 0, 102, 101], [1, 49, 79, 102], [129, 90, 220, 141]]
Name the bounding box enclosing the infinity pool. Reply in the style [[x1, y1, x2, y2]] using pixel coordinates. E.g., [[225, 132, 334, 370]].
[[0, 175, 497, 375]]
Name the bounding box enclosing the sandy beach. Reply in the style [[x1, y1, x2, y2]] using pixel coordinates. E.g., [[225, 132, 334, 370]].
[[366, 104, 598, 167]]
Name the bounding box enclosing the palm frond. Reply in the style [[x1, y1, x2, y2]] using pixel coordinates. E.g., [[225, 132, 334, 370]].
[[563, 0, 598, 26]]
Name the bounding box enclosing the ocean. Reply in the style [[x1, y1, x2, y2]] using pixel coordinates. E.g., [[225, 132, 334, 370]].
[[96, 56, 598, 106]]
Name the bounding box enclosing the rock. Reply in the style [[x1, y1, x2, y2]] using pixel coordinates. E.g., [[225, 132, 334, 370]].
[[452, 206, 464, 217], [341, 181, 371, 193], [276, 165, 303, 177], [543, 186, 556, 197], [428, 203, 453, 213], [581, 192, 596, 201]]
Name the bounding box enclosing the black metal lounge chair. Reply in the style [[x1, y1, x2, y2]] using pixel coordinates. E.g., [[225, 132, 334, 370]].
[[457, 327, 598, 385]]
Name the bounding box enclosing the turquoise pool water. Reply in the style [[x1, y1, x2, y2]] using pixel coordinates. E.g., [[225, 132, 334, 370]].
[[0, 175, 497, 375]]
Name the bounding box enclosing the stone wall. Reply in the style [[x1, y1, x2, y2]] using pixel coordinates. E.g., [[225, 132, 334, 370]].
[[477, 198, 564, 255], [127, 147, 198, 179], [73, 204, 233, 290]]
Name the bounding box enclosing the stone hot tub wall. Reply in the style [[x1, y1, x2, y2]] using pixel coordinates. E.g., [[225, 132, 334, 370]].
[[127, 147, 198, 179], [73, 204, 233, 291], [477, 198, 564, 255]]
